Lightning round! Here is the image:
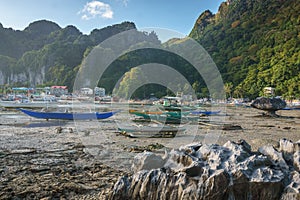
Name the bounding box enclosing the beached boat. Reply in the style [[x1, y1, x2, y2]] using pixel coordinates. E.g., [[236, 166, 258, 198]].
[[118, 124, 186, 133], [130, 111, 199, 124], [129, 109, 163, 115], [129, 109, 190, 116], [18, 108, 119, 120], [0, 100, 58, 109], [117, 124, 186, 138], [153, 96, 200, 112]]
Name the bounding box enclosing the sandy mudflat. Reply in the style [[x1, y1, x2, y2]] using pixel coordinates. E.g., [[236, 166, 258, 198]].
[[0, 106, 299, 199]]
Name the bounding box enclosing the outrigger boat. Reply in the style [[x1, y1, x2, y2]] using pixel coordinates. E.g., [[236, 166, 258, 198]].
[[129, 108, 221, 124], [129, 109, 190, 116], [118, 123, 186, 138], [130, 111, 199, 124], [18, 108, 119, 120]]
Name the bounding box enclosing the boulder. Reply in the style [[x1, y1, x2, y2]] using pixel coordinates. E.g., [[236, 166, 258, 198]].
[[110, 139, 300, 200], [131, 151, 166, 173], [251, 97, 287, 116]]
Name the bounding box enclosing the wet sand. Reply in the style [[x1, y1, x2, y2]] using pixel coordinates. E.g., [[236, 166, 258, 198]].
[[0, 106, 299, 199]]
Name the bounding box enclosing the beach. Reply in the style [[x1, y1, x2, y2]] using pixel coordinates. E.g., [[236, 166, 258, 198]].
[[0, 105, 299, 199]]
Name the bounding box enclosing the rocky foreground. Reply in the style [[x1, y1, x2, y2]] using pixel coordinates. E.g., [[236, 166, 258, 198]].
[[110, 138, 300, 200], [0, 142, 129, 199]]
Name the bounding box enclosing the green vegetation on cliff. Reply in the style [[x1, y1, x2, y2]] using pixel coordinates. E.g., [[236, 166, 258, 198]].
[[0, 0, 299, 99], [190, 0, 300, 99], [0, 21, 138, 89]]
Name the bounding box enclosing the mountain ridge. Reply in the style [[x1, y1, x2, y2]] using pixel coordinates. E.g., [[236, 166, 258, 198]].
[[0, 0, 299, 99], [0, 21, 139, 88]]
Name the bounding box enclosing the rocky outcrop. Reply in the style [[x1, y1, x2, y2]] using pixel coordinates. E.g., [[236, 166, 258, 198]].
[[0, 71, 5, 85], [9, 72, 27, 84], [251, 97, 287, 116], [0, 66, 45, 86], [110, 138, 300, 200]]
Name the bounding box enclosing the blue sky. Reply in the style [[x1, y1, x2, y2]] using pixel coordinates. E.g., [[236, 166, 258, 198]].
[[0, 0, 224, 37]]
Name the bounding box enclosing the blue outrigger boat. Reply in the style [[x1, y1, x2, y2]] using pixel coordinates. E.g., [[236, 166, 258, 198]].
[[18, 108, 119, 120]]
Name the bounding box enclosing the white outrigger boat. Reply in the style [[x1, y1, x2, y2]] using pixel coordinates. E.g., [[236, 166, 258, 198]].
[[0, 100, 58, 109]]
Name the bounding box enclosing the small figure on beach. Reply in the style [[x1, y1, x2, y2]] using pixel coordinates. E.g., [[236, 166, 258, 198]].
[[250, 97, 286, 117]]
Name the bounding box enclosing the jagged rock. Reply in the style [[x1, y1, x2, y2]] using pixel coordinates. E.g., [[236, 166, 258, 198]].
[[165, 149, 194, 168], [293, 141, 300, 171], [226, 169, 284, 199], [223, 140, 252, 162], [178, 143, 202, 155], [197, 169, 230, 200], [251, 97, 287, 116], [258, 145, 289, 170], [131, 151, 166, 173], [109, 176, 132, 200], [277, 139, 300, 171], [279, 138, 295, 163], [281, 171, 300, 200], [110, 139, 300, 200]]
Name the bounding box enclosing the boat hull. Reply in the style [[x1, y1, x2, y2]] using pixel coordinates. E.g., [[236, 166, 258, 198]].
[[18, 108, 119, 120], [118, 124, 186, 133], [130, 111, 199, 124], [118, 124, 185, 138]]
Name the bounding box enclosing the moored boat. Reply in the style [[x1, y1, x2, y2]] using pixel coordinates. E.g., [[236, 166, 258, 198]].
[[0, 100, 58, 109], [118, 124, 186, 133], [18, 108, 119, 120], [117, 123, 186, 138], [129, 111, 199, 124]]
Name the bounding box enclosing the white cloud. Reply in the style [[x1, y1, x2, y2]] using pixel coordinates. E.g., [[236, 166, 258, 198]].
[[79, 1, 113, 20]]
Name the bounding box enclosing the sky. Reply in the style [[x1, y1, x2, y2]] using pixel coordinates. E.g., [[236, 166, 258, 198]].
[[0, 0, 224, 39]]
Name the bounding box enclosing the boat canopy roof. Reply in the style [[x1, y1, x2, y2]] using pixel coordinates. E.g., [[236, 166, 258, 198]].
[[163, 96, 181, 100]]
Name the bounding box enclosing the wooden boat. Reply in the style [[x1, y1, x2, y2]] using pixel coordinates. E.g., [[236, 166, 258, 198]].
[[18, 108, 119, 120], [117, 124, 186, 138], [118, 124, 186, 133], [130, 111, 199, 124], [156, 104, 199, 112], [129, 109, 163, 115]]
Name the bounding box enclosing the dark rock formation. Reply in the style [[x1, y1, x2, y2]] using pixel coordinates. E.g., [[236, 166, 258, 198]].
[[251, 97, 287, 116], [110, 138, 300, 200]]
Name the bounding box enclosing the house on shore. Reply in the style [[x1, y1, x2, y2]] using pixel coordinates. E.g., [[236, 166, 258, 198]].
[[51, 86, 68, 97]]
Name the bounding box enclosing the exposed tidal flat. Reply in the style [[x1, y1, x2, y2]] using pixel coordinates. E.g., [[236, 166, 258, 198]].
[[0, 105, 299, 199]]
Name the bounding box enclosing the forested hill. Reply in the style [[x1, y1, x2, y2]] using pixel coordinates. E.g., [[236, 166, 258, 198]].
[[0, 20, 61, 59], [189, 0, 300, 99], [0, 0, 299, 99], [0, 20, 141, 87]]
